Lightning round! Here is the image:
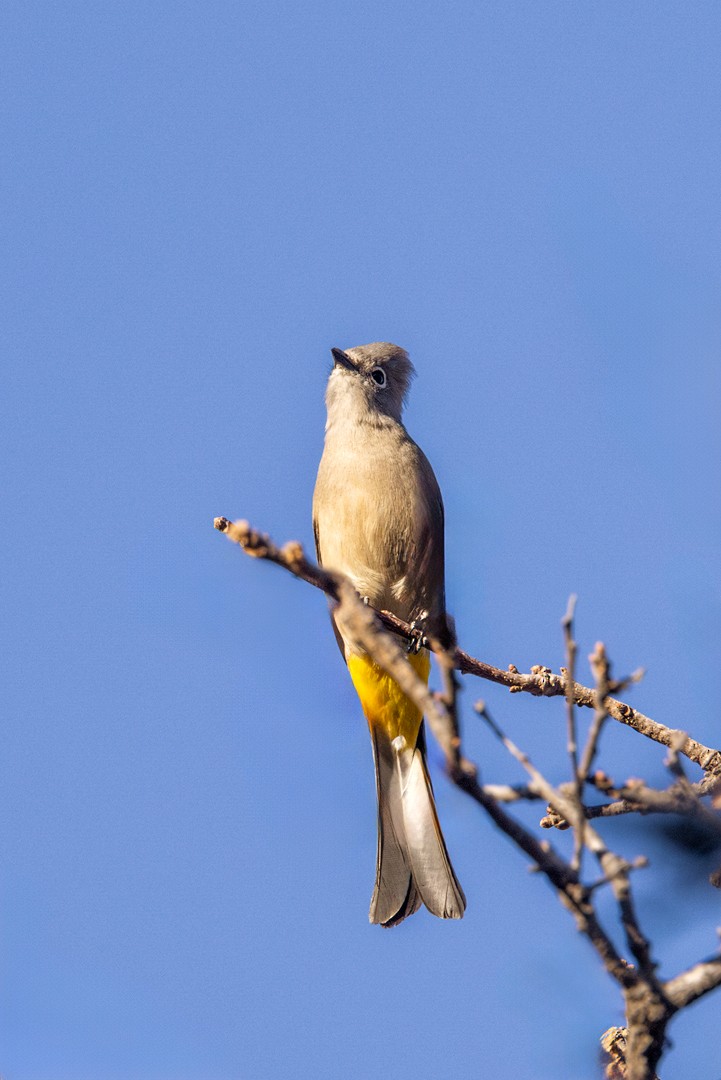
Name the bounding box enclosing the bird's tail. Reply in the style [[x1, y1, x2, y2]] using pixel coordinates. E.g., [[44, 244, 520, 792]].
[[348, 652, 466, 927]]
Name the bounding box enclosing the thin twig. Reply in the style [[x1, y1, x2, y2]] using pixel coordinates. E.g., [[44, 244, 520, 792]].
[[664, 954, 721, 1010], [664, 729, 691, 786], [561, 594, 584, 870], [580, 642, 611, 782], [540, 772, 721, 829], [480, 782, 541, 803]]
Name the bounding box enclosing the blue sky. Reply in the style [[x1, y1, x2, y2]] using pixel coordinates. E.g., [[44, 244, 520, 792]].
[[2, 2, 721, 1077]]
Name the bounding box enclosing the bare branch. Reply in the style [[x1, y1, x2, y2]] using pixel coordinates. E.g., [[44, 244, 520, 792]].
[[426, 719, 635, 989], [214, 519, 721, 776], [540, 772, 721, 828], [427, 620, 464, 773], [216, 515, 721, 1079], [665, 954, 721, 1010], [477, 702, 661, 989], [480, 782, 541, 803], [215, 519, 640, 988]]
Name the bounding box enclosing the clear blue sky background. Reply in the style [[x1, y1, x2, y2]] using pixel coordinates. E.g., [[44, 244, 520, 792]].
[[2, 2, 720, 1078]]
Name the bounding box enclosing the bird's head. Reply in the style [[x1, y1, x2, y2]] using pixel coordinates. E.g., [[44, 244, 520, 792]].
[[325, 342, 415, 424]]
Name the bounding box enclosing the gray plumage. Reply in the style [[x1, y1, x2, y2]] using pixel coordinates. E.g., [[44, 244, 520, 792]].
[[313, 342, 466, 926]]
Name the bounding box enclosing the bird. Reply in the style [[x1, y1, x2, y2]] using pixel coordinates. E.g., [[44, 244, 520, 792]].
[[312, 342, 466, 926]]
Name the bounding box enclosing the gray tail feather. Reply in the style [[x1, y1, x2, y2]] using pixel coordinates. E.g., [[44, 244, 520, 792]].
[[369, 724, 466, 927]]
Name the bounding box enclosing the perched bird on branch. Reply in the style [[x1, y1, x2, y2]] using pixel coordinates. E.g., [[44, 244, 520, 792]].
[[313, 342, 466, 926]]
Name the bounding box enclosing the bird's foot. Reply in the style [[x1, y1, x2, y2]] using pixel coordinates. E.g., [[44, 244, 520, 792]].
[[407, 619, 426, 654]]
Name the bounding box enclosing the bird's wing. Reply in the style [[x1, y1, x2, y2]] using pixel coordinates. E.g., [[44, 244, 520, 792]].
[[313, 509, 348, 661]]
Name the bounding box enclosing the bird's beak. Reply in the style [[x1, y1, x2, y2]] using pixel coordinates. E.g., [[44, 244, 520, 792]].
[[331, 347, 356, 371]]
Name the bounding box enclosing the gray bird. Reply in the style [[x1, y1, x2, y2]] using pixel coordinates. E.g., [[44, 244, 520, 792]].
[[313, 342, 466, 926]]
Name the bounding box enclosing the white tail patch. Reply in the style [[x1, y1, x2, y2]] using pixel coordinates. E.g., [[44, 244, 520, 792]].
[[399, 747, 466, 920]]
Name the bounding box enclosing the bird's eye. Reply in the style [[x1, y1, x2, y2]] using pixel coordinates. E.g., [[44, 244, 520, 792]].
[[370, 367, 387, 388]]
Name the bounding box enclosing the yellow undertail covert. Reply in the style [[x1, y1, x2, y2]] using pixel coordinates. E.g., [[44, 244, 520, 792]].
[[347, 650, 431, 744]]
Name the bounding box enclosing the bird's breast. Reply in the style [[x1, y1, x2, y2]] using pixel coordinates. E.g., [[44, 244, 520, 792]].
[[313, 433, 432, 617]]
